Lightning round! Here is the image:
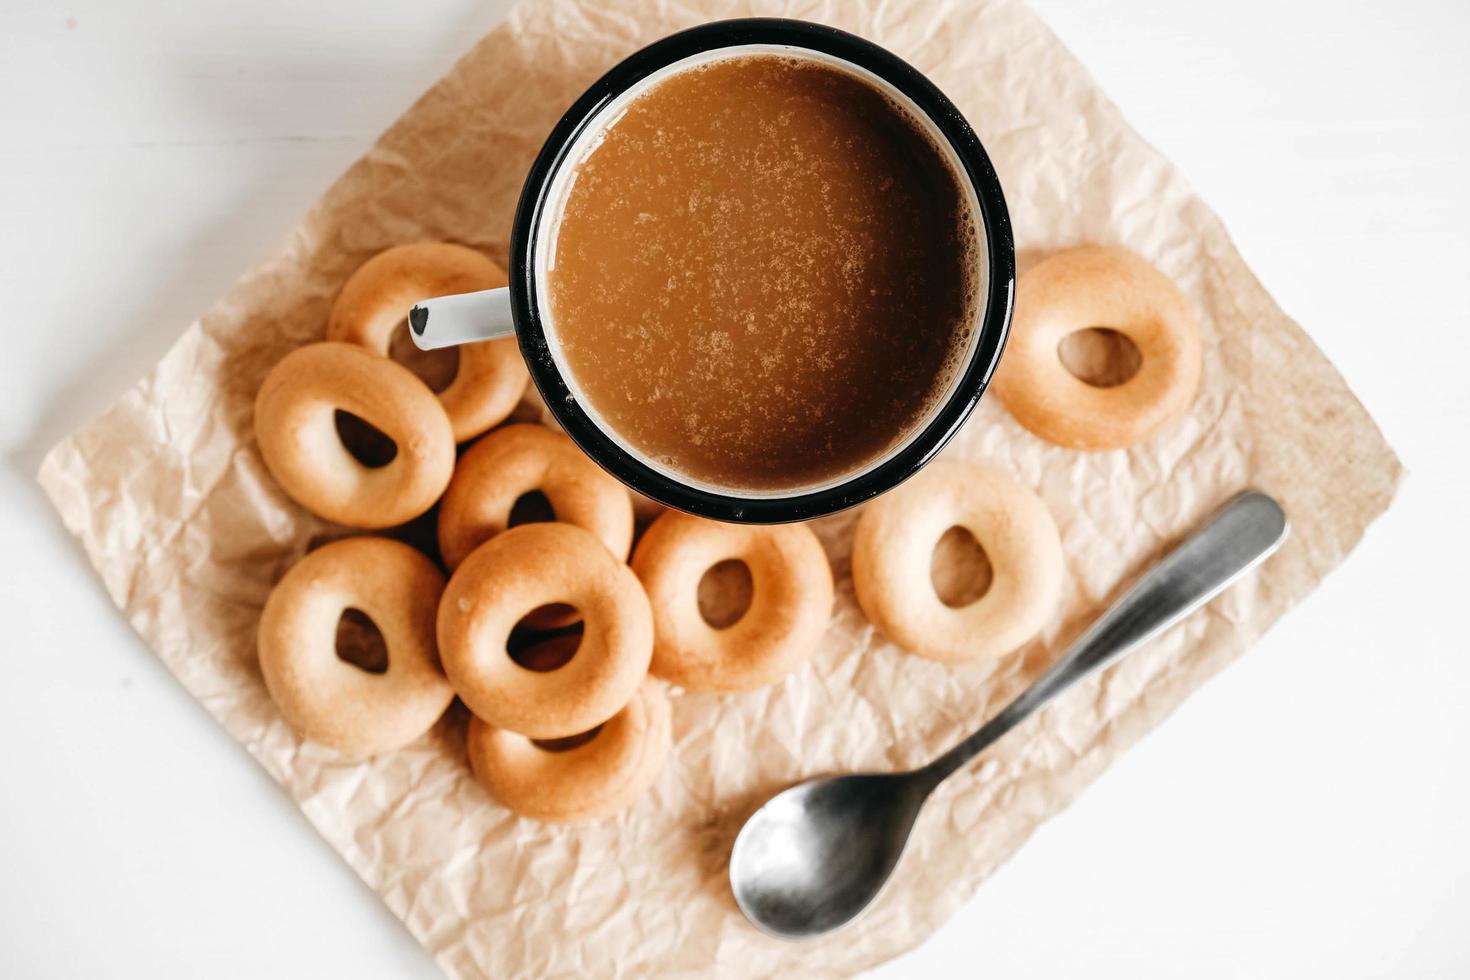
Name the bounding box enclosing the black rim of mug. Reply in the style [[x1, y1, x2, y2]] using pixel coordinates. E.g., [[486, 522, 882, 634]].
[[508, 17, 1015, 524]]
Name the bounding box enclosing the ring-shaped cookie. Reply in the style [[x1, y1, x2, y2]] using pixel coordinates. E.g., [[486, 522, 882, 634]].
[[437, 424, 633, 571], [255, 342, 455, 528], [631, 511, 833, 692], [437, 522, 653, 738], [993, 245, 1202, 450], [467, 680, 671, 823], [327, 242, 528, 443], [257, 537, 454, 755], [852, 460, 1063, 663]]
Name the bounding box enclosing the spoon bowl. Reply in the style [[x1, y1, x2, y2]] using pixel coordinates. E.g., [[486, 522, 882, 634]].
[[730, 772, 931, 940]]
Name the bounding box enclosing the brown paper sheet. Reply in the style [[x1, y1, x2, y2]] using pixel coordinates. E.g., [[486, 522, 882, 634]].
[[37, 0, 1402, 976]]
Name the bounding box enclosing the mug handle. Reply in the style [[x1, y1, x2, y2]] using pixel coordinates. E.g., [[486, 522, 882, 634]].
[[408, 288, 516, 350]]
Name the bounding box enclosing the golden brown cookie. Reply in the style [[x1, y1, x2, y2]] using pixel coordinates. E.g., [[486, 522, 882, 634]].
[[437, 523, 653, 738], [852, 460, 1063, 663], [467, 680, 671, 823], [993, 245, 1201, 450], [328, 242, 528, 443], [437, 424, 633, 571], [632, 511, 832, 692], [257, 537, 453, 754], [254, 341, 454, 528]]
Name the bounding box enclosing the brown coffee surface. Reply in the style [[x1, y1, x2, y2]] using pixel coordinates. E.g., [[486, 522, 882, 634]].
[[547, 54, 978, 491]]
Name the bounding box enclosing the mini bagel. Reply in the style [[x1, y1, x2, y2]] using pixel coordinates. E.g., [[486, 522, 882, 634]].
[[467, 680, 671, 823], [328, 242, 528, 443], [631, 511, 833, 693], [437, 424, 633, 571], [993, 245, 1202, 450], [255, 342, 455, 528], [257, 537, 454, 755], [852, 460, 1063, 663], [437, 522, 653, 738]]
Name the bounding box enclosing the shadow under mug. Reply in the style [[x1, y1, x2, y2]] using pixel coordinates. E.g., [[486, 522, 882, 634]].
[[409, 17, 1015, 524]]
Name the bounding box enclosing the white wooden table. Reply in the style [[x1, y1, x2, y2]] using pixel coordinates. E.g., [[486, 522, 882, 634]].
[[2, 1, 1467, 976]]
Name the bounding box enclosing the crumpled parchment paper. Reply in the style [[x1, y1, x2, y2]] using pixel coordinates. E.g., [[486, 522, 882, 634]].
[[37, 0, 1403, 976]]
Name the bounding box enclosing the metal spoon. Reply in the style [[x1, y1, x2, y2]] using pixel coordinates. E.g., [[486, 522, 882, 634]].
[[729, 489, 1288, 940]]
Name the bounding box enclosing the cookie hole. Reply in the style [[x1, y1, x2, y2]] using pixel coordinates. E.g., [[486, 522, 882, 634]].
[[506, 613, 583, 672], [699, 559, 754, 629], [390, 318, 460, 393], [334, 410, 398, 468], [508, 490, 557, 527], [931, 526, 993, 608], [505, 495, 575, 627], [1058, 327, 1142, 388], [531, 723, 604, 753], [335, 607, 388, 674]]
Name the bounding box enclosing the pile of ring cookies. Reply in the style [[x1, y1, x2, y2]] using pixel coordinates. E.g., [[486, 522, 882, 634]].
[[253, 240, 1201, 823], [254, 243, 835, 822]]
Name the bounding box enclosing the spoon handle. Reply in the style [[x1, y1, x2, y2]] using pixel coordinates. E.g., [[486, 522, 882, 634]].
[[920, 489, 1289, 787]]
